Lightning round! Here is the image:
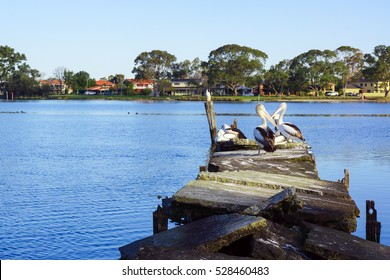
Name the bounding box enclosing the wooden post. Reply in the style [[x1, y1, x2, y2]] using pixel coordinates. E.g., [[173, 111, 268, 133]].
[[204, 101, 217, 145], [153, 205, 168, 234], [343, 169, 350, 190], [366, 200, 381, 243]]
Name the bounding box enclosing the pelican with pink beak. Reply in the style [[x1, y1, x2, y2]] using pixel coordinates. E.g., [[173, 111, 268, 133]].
[[253, 103, 278, 155], [272, 102, 305, 142]]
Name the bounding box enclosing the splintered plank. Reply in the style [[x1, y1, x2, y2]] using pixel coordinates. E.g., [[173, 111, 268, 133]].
[[119, 213, 266, 259], [303, 222, 390, 259], [197, 170, 350, 199]]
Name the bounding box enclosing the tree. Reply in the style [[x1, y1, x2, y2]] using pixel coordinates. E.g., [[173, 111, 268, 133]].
[[207, 44, 268, 96], [53, 66, 67, 94], [0, 45, 27, 81], [172, 57, 203, 79], [289, 49, 338, 96], [0, 45, 40, 98], [363, 45, 390, 97], [264, 59, 290, 96], [132, 50, 176, 96], [109, 74, 125, 94], [334, 46, 363, 96]]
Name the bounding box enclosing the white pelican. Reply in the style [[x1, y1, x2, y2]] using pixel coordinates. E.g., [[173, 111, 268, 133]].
[[271, 102, 305, 142], [253, 103, 277, 155], [215, 124, 246, 142]]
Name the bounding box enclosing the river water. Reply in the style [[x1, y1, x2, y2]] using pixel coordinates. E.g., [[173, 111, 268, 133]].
[[0, 100, 389, 259]]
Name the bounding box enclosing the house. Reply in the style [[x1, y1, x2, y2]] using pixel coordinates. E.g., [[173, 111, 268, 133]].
[[307, 83, 336, 95], [169, 78, 203, 96], [124, 79, 153, 93], [85, 80, 114, 95], [346, 79, 388, 97], [39, 79, 69, 94]]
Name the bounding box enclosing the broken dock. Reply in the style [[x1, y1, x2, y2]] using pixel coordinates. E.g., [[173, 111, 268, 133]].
[[119, 101, 390, 260]]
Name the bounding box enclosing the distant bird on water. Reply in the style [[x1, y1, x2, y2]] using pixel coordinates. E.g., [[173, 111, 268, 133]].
[[253, 103, 277, 155], [271, 102, 305, 142]]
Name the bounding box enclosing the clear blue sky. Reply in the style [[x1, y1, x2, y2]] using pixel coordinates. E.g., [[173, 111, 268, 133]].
[[2, 0, 389, 79]]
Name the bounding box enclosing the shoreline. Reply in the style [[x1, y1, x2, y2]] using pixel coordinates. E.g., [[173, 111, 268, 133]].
[[4, 94, 390, 103]]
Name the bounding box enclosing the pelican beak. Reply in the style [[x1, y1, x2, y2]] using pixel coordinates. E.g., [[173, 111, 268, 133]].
[[271, 105, 283, 120], [265, 109, 277, 127]]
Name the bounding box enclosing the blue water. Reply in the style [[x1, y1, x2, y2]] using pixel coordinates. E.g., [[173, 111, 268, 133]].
[[0, 100, 389, 259]]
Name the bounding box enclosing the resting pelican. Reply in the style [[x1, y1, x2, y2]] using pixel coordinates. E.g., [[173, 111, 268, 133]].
[[253, 103, 277, 155], [272, 102, 305, 142], [216, 124, 246, 142]]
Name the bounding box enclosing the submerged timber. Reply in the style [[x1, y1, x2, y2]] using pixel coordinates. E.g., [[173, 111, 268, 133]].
[[119, 109, 390, 260]]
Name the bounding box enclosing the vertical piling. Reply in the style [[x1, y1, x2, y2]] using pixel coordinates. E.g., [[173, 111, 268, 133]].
[[153, 205, 168, 234], [343, 169, 350, 190], [366, 200, 381, 243], [204, 101, 217, 145]]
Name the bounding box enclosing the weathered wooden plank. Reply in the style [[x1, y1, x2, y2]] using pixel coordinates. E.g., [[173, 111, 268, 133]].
[[241, 187, 301, 216], [209, 156, 318, 179], [173, 179, 358, 232], [213, 148, 312, 161], [252, 220, 308, 260], [303, 222, 390, 259], [119, 213, 266, 260], [197, 170, 350, 199], [173, 180, 278, 211]]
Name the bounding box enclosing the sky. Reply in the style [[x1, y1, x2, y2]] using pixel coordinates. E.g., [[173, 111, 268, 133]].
[[2, 0, 390, 80]]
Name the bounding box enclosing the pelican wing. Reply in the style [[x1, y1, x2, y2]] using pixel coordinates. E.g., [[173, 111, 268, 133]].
[[254, 127, 276, 152], [283, 122, 305, 141], [231, 127, 247, 139]]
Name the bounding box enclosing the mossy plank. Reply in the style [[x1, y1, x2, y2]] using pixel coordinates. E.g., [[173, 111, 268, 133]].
[[303, 222, 390, 259], [173, 179, 358, 232], [119, 213, 266, 259], [209, 156, 318, 179], [197, 170, 350, 199]]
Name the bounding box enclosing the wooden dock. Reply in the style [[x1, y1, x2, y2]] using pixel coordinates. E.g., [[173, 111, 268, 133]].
[[119, 103, 390, 260]]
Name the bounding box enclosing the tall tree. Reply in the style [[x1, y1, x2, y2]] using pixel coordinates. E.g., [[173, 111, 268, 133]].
[[264, 59, 291, 96], [334, 46, 363, 96], [0, 45, 27, 81], [172, 58, 203, 79], [0, 45, 40, 98], [132, 50, 176, 96], [207, 44, 268, 96], [363, 45, 390, 97], [289, 49, 337, 96]]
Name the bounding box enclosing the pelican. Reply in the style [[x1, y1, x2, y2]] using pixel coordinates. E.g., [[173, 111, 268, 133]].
[[215, 124, 246, 142], [271, 102, 305, 142], [253, 103, 277, 155]]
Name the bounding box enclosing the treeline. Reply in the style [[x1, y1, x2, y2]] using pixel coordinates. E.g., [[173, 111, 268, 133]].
[[1, 44, 389, 98]]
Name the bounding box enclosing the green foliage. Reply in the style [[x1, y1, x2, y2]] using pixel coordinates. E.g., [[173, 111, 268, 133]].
[[172, 58, 203, 79], [207, 44, 268, 95], [140, 88, 152, 95], [363, 45, 390, 97], [0, 45, 41, 97], [264, 59, 290, 95], [64, 70, 94, 92], [132, 50, 176, 96], [0, 45, 27, 80], [288, 49, 339, 95]]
